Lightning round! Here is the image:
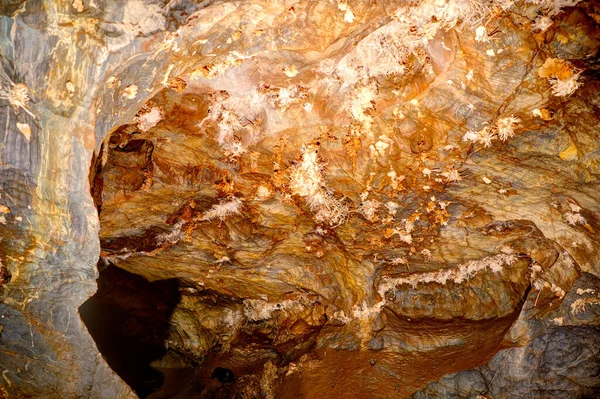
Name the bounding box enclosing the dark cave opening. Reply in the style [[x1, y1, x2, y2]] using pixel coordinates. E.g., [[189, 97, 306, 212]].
[[79, 260, 181, 398]]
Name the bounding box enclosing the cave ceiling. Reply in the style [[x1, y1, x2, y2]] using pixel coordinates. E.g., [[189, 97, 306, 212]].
[[1, 0, 600, 398]]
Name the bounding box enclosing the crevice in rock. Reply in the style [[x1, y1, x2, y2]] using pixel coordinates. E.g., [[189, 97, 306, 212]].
[[79, 261, 181, 398]]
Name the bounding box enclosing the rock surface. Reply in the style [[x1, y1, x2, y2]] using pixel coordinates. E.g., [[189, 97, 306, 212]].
[[412, 275, 600, 399], [1, 0, 600, 398]]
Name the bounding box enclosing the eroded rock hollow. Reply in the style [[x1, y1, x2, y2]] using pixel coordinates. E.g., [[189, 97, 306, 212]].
[[1, 0, 600, 398]]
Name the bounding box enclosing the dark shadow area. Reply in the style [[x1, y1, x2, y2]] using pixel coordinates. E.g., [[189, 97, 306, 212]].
[[80, 261, 181, 398]]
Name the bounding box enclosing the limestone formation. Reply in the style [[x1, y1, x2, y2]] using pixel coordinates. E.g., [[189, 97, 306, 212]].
[[1, 0, 599, 398]]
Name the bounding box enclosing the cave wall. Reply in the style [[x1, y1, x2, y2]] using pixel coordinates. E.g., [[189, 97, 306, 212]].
[[1, 0, 600, 398], [0, 1, 201, 397]]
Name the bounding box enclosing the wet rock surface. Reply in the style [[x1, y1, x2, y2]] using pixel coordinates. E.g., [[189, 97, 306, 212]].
[[1, 0, 600, 398], [412, 277, 600, 399]]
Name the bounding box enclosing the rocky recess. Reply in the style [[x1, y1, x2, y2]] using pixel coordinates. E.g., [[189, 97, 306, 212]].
[[1, 0, 600, 398]]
